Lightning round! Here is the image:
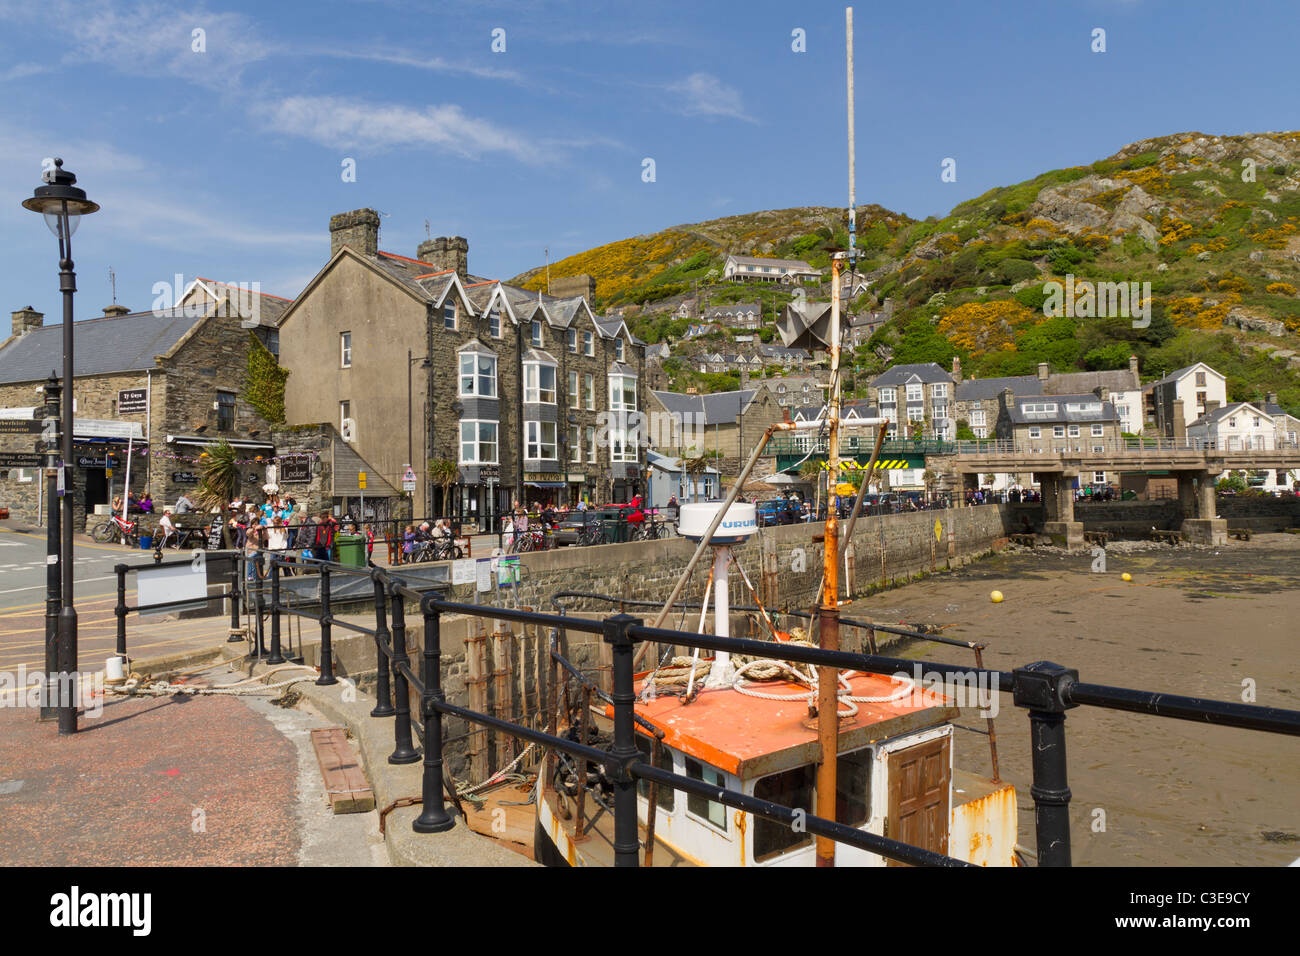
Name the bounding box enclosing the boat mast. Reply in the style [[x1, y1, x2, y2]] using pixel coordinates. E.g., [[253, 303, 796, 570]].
[[815, 4, 854, 869]]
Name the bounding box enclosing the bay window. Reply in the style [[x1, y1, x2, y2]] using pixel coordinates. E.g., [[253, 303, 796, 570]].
[[459, 420, 498, 464], [459, 350, 497, 397], [524, 362, 557, 404], [526, 421, 557, 460]]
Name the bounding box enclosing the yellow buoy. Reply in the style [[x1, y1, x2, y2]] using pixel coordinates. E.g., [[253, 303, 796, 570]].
[[1121, 572, 1132, 582], [990, 590, 1004, 603]]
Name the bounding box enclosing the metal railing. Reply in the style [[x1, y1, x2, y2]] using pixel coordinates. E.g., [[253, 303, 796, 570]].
[[952, 437, 1300, 457], [111, 549, 1300, 867]]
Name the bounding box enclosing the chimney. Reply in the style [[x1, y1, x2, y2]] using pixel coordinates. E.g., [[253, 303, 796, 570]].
[[951, 356, 963, 384], [102, 304, 130, 318], [998, 387, 1015, 414], [1128, 353, 1139, 385], [1093, 385, 1110, 403], [549, 274, 597, 303], [416, 236, 469, 278], [1266, 391, 1278, 406], [740, 368, 751, 390], [10, 306, 43, 338], [329, 208, 380, 258], [1036, 362, 1050, 383]]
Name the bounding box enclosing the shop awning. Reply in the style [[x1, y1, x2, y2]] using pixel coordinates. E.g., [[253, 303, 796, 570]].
[[525, 481, 566, 489]]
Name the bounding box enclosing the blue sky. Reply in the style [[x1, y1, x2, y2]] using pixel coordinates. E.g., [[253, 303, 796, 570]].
[[0, 0, 1296, 320]]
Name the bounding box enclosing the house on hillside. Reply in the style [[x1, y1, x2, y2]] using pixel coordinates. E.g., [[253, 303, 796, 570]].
[[1148, 362, 1228, 439], [723, 255, 822, 285], [868, 363, 954, 439], [704, 302, 762, 329]]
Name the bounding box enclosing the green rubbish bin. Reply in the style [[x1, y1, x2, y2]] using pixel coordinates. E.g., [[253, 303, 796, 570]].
[[597, 509, 627, 544], [335, 532, 366, 567]]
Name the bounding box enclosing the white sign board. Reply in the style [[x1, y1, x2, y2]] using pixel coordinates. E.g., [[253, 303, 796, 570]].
[[475, 558, 493, 593], [452, 558, 476, 586], [136, 561, 209, 618]]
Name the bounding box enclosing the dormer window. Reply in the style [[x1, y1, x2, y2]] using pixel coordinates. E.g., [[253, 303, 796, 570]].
[[530, 320, 543, 347], [616, 338, 625, 362], [583, 331, 594, 356]]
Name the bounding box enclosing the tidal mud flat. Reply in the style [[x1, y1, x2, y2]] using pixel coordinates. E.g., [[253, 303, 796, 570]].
[[854, 533, 1300, 866]]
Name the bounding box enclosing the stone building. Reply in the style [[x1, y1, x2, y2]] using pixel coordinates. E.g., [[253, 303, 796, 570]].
[[647, 387, 781, 477], [994, 388, 1123, 488], [868, 363, 954, 439], [276, 209, 647, 529], [0, 280, 290, 530]]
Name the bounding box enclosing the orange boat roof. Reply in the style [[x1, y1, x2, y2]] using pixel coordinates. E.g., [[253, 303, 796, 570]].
[[612, 672, 957, 779]]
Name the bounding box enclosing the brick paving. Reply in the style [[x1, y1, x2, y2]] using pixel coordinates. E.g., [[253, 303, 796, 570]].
[[0, 692, 301, 866]]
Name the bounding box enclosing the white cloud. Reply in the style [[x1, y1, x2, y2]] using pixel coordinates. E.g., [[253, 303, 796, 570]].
[[255, 95, 544, 163], [308, 47, 526, 84], [664, 73, 756, 124]]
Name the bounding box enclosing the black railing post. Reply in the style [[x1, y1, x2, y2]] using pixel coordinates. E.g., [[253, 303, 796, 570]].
[[388, 581, 420, 764], [253, 551, 266, 658], [370, 572, 394, 716], [1012, 661, 1079, 867], [317, 563, 337, 685], [113, 563, 128, 661], [413, 604, 454, 833], [228, 553, 242, 642], [603, 612, 643, 868], [267, 557, 285, 665]]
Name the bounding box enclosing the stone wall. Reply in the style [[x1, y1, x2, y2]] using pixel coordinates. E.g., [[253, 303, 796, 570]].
[[1011, 496, 1300, 534]]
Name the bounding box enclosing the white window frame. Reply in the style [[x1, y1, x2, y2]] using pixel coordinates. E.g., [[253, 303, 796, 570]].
[[931, 383, 948, 398], [1091, 424, 1104, 437], [1052, 425, 1065, 439], [905, 383, 923, 403], [459, 350, 498, 398], [568, 370, 580, 410], [1068, 425, 1080, 438], [524, 362, 557, 404], [586, 425, 597, 462], [1028, 426, 1041, 439], [531, 320, 543, 347], [878, 387, 896, 404], [616, 338, 625, 362], [340, 331, 352, 368], [585, 373, 596, 411], [569, 424, 582, 464], [609, 374, 638, 412], [525, 420, 557, 460], [459, 420, 499, 465]]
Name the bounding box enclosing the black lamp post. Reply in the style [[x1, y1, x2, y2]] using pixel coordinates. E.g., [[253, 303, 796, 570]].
[[39, 373, 61, 721], [23, 158, 99, 735]]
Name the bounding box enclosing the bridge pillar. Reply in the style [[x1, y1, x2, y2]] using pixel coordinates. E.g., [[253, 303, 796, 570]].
[[1041, 473, 1083, 550], [1176, 472, 1197, 521], [1181, 470, 1227, 545]]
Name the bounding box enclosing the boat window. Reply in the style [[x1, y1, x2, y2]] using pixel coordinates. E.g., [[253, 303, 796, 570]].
[[754, 764, 815, 862], [634, 734, 675, 812], [685, 757, 728, 831], [837, 748, 872, 826]]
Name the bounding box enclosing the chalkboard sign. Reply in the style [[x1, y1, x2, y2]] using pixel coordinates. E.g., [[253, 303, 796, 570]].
[[206, 517, 224, 550], [171, 471, 199, 483], [280, 457, 311, 483]]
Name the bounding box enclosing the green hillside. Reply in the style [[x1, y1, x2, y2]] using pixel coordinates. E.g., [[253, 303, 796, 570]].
[[513, 131, 1300, 413]]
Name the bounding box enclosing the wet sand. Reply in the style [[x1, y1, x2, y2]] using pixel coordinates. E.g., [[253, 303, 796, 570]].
[[852, 533, 1300, 867]]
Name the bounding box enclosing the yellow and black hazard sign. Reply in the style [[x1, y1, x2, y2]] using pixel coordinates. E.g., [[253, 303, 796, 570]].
[[819, 458, 920, 472]]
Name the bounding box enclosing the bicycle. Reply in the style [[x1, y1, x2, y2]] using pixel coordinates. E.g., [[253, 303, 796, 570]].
[[576, 520, 606, 547], [91, 513, 141, 547]]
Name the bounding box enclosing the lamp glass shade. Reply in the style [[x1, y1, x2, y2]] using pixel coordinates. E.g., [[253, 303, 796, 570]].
[[42, 210, 80, 237]]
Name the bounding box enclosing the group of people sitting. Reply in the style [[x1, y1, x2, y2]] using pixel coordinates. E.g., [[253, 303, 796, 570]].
[[400, 519, 457, 561]]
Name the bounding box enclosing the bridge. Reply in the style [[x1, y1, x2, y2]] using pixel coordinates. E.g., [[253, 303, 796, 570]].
[[764, 434, 1300, 548]]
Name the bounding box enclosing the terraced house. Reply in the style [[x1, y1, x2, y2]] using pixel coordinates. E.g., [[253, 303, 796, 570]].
[[277, 209, 647, 530]]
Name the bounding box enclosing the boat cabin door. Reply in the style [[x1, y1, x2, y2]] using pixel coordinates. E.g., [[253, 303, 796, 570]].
[[883, 733, 951, 866]]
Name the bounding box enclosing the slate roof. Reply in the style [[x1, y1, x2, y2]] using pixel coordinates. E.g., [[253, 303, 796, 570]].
[[955, 375, 1042, 402], [1187, 402, 1270, 427], [1151, 363, 1204, 388], [871, 363, 952, 388], [652, 388, 758, 425], [1042, 369, 1139, 395], [1006, 394, 1118, 425], [0, 306, 205, 385]]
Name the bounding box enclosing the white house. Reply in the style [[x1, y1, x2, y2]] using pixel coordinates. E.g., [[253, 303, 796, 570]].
[[1186, 402, 1275, 451], [1151, 362, 1229, 437], [723, 255, 823, 285]]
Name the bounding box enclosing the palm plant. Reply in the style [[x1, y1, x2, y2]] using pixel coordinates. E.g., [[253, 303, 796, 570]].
[[428, 458, 460, 516], [195, 439, 239, 547]]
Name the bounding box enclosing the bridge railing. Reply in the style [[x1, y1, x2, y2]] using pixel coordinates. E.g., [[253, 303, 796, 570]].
[[953, 437, 1300, 458]]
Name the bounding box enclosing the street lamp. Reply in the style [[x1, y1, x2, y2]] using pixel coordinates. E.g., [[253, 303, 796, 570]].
[[408, 350, 431, 514], [23, 158, 99, 735]]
